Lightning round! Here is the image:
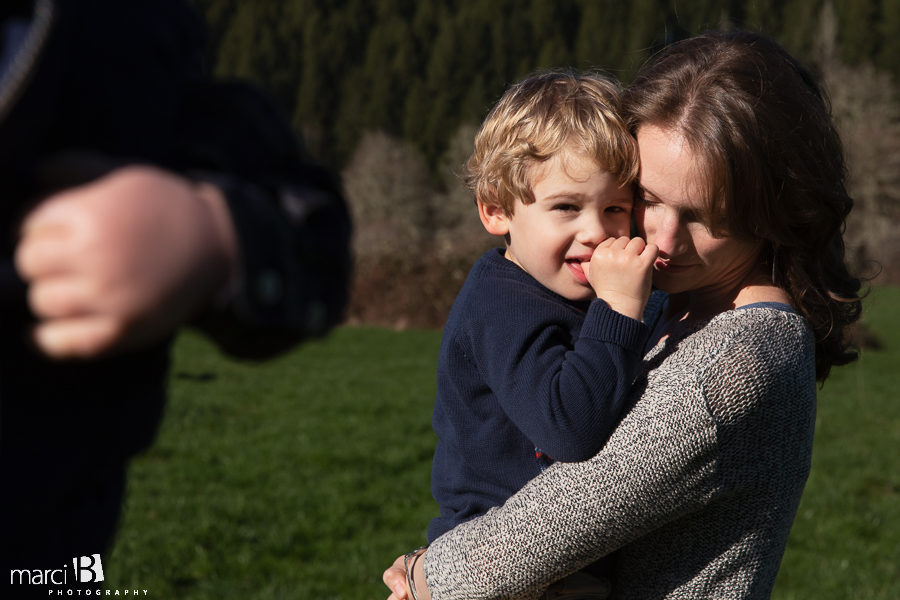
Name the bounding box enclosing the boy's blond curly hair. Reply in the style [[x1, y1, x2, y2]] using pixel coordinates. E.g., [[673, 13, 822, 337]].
[[465, 71, 639, 215]]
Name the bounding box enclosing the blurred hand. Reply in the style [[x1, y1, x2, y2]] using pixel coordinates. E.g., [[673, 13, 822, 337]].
[[586, 236, 658, 320], [15, 165, 237, 359]]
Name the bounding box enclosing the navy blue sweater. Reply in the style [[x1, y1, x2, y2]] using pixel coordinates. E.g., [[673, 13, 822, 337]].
[[428, 248, 648, 542]]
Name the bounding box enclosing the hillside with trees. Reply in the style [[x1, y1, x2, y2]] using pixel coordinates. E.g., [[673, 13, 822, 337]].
[[190, 0, 900, 327]]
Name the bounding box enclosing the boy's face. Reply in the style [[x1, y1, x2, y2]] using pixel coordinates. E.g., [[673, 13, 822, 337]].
[[480, 150, 633, 301]]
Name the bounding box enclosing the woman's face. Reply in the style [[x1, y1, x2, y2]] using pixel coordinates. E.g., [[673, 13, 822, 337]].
[[634, 125, 762, 297]]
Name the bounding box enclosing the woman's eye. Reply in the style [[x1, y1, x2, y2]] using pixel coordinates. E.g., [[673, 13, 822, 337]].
[[682, 210, 700, 223]]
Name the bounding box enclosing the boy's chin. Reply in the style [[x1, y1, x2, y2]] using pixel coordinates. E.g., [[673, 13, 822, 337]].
[[557, 287, 595, 303]]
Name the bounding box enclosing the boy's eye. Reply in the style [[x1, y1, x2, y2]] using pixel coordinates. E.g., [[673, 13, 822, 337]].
[[552, 203, 579, 212], [605, 205, 628, 214]]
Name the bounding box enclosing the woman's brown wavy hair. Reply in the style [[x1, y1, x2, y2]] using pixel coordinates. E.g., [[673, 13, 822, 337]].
[[622, 31, 862, 381]]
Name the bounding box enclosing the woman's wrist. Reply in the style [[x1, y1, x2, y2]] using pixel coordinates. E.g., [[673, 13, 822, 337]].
[[404, 545, 430, 600]]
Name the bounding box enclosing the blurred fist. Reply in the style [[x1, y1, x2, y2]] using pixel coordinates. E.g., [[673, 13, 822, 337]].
[[15, 166, 237, 359]]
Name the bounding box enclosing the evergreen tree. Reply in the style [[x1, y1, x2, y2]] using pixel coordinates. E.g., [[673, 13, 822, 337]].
[[529, 0, 575, 68], [294, 7, 327, 151], [188, 0, 240, 64], [623, 0, 675, 78], [670, 0, 728, 34], [419, 10, 460, 162], [777, 0, 824, 59], [189, 0, 900, 175], [877, 0, 900, 76], [360, 14, 415, 132], [743, 0, 787, 36], [834, 0, 881, 65]]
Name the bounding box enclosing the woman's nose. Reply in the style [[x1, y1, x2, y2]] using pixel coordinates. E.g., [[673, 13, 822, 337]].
[[648, 212, 683, 256]]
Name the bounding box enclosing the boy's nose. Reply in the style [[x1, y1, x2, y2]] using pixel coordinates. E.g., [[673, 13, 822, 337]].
[[575, 220, 605, 247]]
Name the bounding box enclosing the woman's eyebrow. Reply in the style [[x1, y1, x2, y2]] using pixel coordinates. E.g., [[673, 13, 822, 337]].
[[639, 187, 660, 200]]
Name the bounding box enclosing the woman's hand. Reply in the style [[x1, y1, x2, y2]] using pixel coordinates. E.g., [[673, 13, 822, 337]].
[[383, 549, 431, 600], [383, 554, 410, 600]]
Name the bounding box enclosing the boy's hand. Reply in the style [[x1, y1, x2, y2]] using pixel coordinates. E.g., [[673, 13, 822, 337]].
[[586, 236, 658, 320]]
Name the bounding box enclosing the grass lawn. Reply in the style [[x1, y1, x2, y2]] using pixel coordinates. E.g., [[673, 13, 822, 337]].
[[107, 287, 899, 599]]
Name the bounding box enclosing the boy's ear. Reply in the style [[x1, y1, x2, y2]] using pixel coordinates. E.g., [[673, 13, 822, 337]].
[[477, 200, 511, 236]]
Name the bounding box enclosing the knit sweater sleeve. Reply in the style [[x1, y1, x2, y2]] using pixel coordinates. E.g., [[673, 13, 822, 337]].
[[469, 282, 648, 462], [423, 380, 721, 599], [423, 309, 814, 600]]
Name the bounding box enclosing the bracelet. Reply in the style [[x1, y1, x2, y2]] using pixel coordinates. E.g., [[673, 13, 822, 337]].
[[404, 545, 428, 600]]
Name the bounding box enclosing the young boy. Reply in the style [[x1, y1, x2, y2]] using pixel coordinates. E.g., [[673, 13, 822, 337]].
[[428, 70, 657, 555]]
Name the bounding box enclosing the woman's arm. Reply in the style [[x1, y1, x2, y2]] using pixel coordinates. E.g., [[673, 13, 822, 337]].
[[423, 373, 723, 599]]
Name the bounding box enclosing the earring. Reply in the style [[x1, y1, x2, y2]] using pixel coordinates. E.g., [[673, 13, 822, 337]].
[[770, 245, 778, 285]]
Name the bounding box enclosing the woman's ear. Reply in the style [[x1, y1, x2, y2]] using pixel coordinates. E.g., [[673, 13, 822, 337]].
[[477, 200, 511, 236]]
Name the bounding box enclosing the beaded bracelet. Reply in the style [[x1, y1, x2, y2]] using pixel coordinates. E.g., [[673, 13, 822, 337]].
[[404, 545, 429, 600]]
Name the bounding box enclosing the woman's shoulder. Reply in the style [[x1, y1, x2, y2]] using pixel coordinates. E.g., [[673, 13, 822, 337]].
[[694, 306, 816, 425], [696, 306, 813, 372], [650, 303, 809, 365], [711, 303, 810, 341]]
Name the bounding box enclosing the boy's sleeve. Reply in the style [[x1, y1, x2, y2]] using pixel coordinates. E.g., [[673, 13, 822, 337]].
[[472, 286, 648, 462]]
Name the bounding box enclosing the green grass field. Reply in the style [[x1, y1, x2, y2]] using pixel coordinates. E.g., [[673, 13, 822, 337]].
[[107, 287, 899, 599]]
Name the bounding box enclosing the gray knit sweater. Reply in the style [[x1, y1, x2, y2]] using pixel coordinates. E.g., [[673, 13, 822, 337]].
[[423, 305, 816, 599]]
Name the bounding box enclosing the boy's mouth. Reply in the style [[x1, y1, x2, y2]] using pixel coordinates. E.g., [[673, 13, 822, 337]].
[[566, 255, 592, 267], [565, 257, 591, 284]]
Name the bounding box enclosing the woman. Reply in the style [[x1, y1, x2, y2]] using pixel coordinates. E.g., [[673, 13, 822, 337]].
[[383, 31, 862, 600]]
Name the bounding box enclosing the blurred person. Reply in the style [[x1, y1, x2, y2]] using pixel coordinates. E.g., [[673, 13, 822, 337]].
[[1, 0, 350, 595]]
